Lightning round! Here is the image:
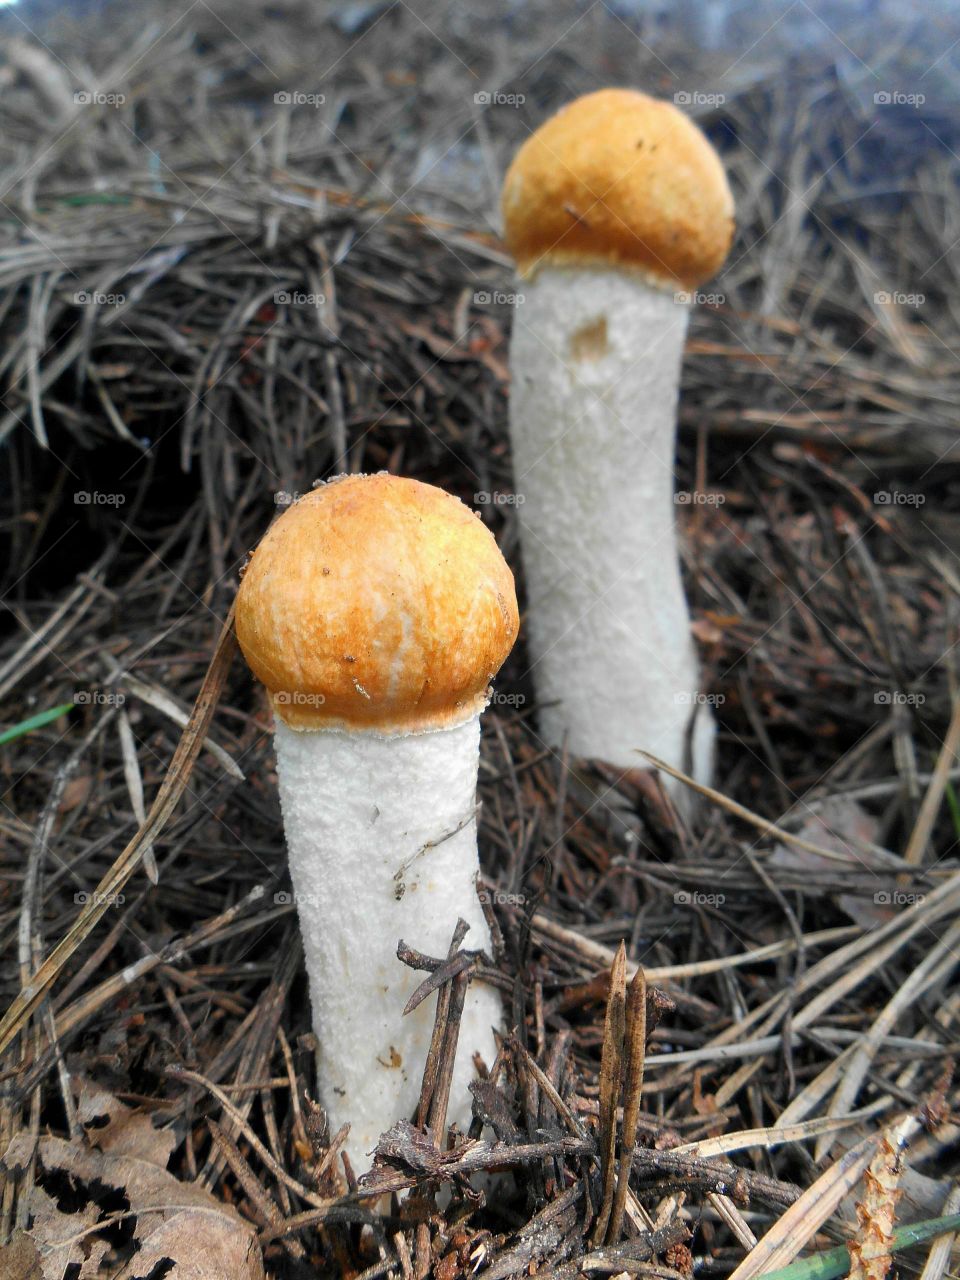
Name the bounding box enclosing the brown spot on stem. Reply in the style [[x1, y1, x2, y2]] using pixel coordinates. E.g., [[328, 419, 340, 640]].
[[569, 315, 609, 362]]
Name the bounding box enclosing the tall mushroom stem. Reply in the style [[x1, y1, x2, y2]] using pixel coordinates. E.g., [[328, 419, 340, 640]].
[[509, 267, 714, 785], [235, 473, 518, 1172], [273, 715, 500, 1164]]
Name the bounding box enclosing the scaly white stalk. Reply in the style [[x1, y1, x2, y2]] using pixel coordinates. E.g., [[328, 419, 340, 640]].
[[273, 713, 500, 1170], [509, 266, 714, 789]]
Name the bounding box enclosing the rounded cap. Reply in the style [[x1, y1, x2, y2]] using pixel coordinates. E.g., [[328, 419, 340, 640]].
[[235, 474, 519, 733], [501, 88, 734, 288]]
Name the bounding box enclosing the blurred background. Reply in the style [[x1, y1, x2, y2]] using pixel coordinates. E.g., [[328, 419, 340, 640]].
[[2, 0, 960, 954], [3, 0, 960, 800]]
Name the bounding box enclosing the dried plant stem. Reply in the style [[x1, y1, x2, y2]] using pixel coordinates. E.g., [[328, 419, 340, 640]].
[[592, 941, 627, 1245], [607, 965, 647, 1245]]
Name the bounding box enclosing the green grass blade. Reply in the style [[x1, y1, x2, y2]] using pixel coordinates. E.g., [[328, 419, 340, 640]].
[[757, 1212, 960, 1280], [944, 775, 960, 843], [0, 703, 74, 747]]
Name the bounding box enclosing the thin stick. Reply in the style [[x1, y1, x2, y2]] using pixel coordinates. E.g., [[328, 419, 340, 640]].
[[902, 695, 960, 867]]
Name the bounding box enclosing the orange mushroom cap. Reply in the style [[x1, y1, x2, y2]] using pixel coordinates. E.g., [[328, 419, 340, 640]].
[[236, 473, 519, 732], [501, 88, 734, 289]]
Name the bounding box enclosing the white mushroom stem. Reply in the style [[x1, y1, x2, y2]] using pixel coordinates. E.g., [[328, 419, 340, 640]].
[[273, 712, 500, 1170], [509, 265, 714, 789]]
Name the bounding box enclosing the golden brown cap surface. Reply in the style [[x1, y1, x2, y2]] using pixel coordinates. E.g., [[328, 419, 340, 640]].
[[501, 88, 734, 288], [235, 474, 519, 732]]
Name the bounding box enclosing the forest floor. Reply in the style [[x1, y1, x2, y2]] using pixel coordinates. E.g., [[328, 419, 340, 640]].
[[1, 2, 960, 1276]]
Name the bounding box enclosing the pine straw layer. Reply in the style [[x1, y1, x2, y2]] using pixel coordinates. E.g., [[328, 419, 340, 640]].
[[2, 1, 960, 1276]]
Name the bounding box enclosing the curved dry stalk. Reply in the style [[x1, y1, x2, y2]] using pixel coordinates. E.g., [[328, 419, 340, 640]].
[[0, 607, 238, 1060]]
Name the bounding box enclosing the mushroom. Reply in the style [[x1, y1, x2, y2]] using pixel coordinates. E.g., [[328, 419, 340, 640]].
[[235, 473, 518, 1168], [501, 88, 734, 793]]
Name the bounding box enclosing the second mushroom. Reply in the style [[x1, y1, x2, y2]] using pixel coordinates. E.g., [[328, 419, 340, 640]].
[[501, 88, 734, 795]]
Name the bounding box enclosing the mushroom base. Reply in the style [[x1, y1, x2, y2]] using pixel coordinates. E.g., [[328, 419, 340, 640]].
[[273, 714, 500, 1171]]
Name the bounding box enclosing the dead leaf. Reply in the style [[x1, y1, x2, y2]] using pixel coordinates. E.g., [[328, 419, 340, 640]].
[[74, 1075, 176, 1164], [0, 1229, 44, 1279], [58, 773, 94, 813], [692, 1070, 720, 1121], [15, 1186, 109, 1279], [2, 1079, 263, 1280], [769, 797, 888, 927]]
